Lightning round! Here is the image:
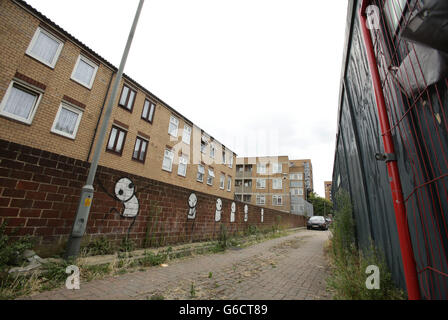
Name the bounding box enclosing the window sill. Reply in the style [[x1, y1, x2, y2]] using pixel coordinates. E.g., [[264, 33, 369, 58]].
[[162, 168, 172, 173], [25, 53, 56, 70], [70, 78, 93, 90], [50, 130, 76, 141], [0, 113, 33, 126], [105, 149, 123, 157], [118, 104, 133, 113]]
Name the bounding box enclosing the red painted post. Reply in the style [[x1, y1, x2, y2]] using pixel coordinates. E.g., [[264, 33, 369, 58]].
[[358, 0, 421, 300]]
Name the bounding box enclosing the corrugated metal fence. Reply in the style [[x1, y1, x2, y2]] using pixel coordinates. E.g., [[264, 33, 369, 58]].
[[333, 0, 448, 299]]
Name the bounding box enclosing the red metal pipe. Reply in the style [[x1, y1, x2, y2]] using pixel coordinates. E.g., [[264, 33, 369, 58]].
[[358, 0, 421, 300]]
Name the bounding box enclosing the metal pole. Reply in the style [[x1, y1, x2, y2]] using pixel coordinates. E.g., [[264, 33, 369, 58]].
[[359, 0, 421, 300], [65, 0, 145, 259]]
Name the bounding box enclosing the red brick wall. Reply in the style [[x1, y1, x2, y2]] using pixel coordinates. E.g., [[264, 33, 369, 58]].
[[0, 139, 306, 253]]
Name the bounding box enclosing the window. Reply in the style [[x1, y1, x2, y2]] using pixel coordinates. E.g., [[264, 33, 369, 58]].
[[182, 125, 191, 144], [244, 180, 252, 188], [236, 165, 244, 173], [118, 85, 136, 111], [220, 174, 225, 189], [235, 194, 242, 201], [141, 99, 156, 123], [201, 138, 207, 154], [256, 179, 266, 189], [207, 168, 215, 185], [273, 195, 283, 206], [272, 163, 282, 174], [298, 188, 304, 196], [168, 115, 179, 137], [243, 195, 252, 203], [197, 164, 205, 182], [245, 165, 252, 173], [0, 82, 42, 124], [50, 103, 83, 139], [210, 143, 215, 158], [162, 148, 174, 172], [235, 180, 242, 187], [132, 136, 148, 163], [26, 27, 63, 68], [256, 195, 266, 205], [107, 125, 127, 155], [257, 163, 267, 174], [71, 55, 98, 89], [273, 178, 282, 190], [222, 151, 226, 164], [229, 155, 233, 168], [178, 155, 188, 177], [290, 181, 303, 188], [227, 176, 232, 191]]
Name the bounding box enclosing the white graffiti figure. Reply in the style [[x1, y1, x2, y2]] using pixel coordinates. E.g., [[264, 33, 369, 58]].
[[215, 198, 223, 222], [261, 208, 264, 223], [188, 193, 197, 220], [244, 204, 249, 222], [230, 202, 236, 223], [114, 177, 139, 218]]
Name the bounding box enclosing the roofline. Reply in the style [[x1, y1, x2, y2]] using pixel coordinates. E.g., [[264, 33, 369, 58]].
[[13, 0, 236, 156]]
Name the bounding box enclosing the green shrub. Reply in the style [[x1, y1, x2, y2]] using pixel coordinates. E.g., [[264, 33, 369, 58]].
[[81, 237, 115, 256], [0, 222, 34, 273]]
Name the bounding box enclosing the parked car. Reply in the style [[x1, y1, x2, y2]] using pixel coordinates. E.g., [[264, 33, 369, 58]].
[[307, 216, 328, 230], [325, 217, 333, 225]]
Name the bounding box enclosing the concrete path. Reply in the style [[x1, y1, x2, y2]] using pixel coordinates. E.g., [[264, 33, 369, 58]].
[[24, 229, 333, 300]]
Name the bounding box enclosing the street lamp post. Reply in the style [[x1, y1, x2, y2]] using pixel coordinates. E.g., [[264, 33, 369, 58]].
[[65, 0, 145, 259]]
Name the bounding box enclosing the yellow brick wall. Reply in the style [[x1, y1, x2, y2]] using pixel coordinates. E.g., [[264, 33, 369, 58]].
[[0, 0, 114, 161]]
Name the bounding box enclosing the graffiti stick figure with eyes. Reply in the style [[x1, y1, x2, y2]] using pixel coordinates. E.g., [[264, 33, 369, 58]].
[[114, 177, 139, 218], [215, 198, 222, 222]]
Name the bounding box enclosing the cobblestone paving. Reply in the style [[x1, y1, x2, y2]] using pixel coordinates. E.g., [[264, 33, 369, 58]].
[[24, 229, 333, 300]]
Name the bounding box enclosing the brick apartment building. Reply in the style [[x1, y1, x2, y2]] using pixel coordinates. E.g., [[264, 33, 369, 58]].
[[324, 181, 332, 202], [0, 0, 236, 200], [235, 156, 313, 215]]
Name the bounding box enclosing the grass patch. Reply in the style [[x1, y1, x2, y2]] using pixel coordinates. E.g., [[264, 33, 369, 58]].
[[327, 190, 406, 300]]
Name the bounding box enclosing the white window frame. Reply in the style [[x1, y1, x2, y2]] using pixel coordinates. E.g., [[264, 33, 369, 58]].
[[210, 143, 215, 159], [177, 155, 188, 177], [272, 163, 282, 174], [70, 55, 98, 89], [162, 148, 174, 172], [273, 178, 282, 190], [0, 81, 43, 125], [222, 151, 226, 164], [168, 115, 179, 137], [257, 163, 267, 174], [298, 188, 304, 196], [197, 164, 205, 183], [273, 195, 283, 206], [50, 102, 83, 139], [26, 27, 64, 69], [256, 179, 266, 189], [220, 174, 225, 189], [182, 125, 191, 144], [207, 168, 215, 186], [228, 155, 233, 168], [256, 195, 266, 205], [227, 176, 232, 192]]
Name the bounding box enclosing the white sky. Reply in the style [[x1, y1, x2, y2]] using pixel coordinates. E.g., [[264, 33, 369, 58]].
[[25, 0, 348, 197]]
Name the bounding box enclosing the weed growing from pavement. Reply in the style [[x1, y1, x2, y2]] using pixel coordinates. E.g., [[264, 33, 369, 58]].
[[326, 190, 406, 300]]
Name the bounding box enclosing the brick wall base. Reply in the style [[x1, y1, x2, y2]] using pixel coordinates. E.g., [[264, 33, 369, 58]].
[[0, 139, 306, 256]]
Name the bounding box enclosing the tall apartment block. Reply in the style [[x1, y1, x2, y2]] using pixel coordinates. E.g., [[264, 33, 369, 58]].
[[0, 0, 236, 200], [235, 156, 313, 216]]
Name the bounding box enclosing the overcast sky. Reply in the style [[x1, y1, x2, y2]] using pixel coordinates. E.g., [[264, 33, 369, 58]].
[[26, 0, 348, 197]]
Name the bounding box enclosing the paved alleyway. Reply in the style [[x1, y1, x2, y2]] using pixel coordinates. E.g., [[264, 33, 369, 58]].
[[24, 229, 333, 300]]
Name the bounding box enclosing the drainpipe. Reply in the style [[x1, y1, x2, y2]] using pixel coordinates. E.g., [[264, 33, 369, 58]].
[[359, 0, 421, 300]]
